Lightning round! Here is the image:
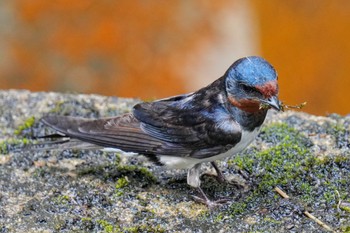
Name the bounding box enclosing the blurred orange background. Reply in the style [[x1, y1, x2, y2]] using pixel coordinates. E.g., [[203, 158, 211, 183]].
[[0, 0, 349, 115]]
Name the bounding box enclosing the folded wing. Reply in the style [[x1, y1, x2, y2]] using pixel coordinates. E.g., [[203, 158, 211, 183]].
[[42, 93, 242, 159]]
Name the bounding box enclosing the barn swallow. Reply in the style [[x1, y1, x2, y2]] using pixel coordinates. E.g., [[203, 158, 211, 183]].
[[41, 56, 281, 207]]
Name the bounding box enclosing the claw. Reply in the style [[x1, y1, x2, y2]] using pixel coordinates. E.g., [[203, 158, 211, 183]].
[[193, 187, 231, 208]]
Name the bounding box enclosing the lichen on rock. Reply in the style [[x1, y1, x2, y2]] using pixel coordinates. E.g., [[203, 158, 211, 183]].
[[0, 90, 349, 232]]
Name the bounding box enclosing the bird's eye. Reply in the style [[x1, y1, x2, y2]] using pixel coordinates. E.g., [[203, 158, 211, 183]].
[[241, 84, 257, 94]]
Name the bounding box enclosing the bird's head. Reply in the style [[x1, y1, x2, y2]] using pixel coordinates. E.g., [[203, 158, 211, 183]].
[[225, 56, 281, 113]]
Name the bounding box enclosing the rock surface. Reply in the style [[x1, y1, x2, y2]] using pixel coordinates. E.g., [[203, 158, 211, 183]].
[[0, 90, 349, 232]]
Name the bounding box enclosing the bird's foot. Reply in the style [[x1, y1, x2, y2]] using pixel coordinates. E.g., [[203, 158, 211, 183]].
[[192, 196, 231, 208], [192, 187, 231, 208]]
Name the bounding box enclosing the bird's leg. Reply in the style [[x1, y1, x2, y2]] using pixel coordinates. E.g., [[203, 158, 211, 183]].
[[210, 161, 226, 183], [211, 161, 250, 189], [188, 163, 230, 207], [187, 163, 202, 188]]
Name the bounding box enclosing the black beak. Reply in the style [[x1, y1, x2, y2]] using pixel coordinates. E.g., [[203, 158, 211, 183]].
[[265, 96, 282, 111]]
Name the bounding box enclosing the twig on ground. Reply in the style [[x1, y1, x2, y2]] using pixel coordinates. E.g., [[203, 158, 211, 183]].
[[274, 186, 334, 233], [274, 187, 289, 199], [335, 190, 341, 211]]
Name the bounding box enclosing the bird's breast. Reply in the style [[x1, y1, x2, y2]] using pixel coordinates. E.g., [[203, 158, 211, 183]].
[[228, 126, 261, 154]]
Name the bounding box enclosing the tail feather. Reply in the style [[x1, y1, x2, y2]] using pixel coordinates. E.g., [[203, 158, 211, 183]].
[[41, 115, 90, 136], [40, 114, 164, 155], [39, 114, 194, 157], [12, 137, 102, 153]]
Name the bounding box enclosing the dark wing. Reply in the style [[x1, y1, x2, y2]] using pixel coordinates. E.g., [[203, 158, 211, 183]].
[[42, 92, 242, 159], [41, 114, 165, 155], [133, 93, 242, 158]]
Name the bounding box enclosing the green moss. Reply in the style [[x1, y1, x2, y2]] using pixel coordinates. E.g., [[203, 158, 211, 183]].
[[229, 201, 248, 215], [97, 219, 118, 233], [263, 216, 282, 224], [225, 122, 350, 219], [299, 182, 313, 202], [78, 164, 108, 177], [114, 153, 121, 165], [78, 160, 156, 189], [80, 217, 94, 230], [0, 141, 7, 154], [123, 225, 165, 233], [340, 225, 350, 233], [49, 101, 65, 113], [116, 164, 157, 183], [340, 206, 350, 213], [53, 195, 70, 205], [115, 176, 129, 189], [53, 216, 66, 231], [334, 154, 349, 164], [0, 138, 31, 154], [214, 213, 224, 222], [231, 123, 312, 192], [14, 116, 36, 135], [32, 167, 48, 178], [323, 191, 335, 203], [80, 151, 155, 180], [227, 123, 314, 214], [95, 219, 165, 233], [115, 176, 129, 196]]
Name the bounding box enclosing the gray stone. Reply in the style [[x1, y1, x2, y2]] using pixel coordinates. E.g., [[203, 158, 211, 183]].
[[0, 90, 349, 232]]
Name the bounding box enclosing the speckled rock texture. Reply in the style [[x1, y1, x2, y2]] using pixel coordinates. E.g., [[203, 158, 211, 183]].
[[0, 90, 349, 232]]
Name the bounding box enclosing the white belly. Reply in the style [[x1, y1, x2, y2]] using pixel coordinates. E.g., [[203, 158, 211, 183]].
[[159, 127, 261, 169]]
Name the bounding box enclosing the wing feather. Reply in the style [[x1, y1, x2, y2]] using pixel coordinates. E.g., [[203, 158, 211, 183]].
[[42, 87, 242, 159], [132, 91, 242, 158]]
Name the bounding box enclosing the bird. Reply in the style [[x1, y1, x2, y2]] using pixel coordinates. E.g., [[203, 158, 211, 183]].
[[41, 56, 281, 207]]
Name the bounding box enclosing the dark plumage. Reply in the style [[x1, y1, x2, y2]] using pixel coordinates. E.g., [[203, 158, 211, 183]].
[[41, 56, 281, 206]]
